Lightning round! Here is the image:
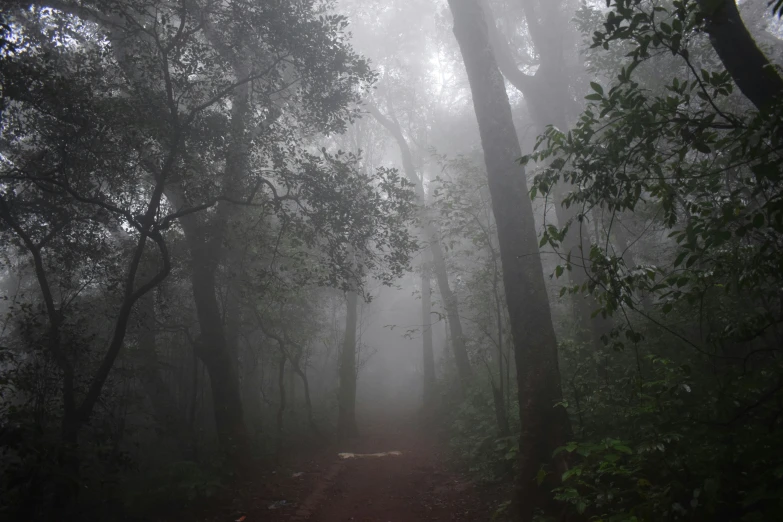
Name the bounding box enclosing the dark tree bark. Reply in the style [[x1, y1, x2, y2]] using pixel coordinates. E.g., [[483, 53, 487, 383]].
[[368, 104, 473, 388], [483, 0, 609, 349], [291, 359, 321, 437], [1, 147, 172, 512], [287, 365, 297, 412], [174, 75, 253, 463], [447, 0, 572, 519], [135, 288, 190, 444], [187, 237, 248, 461], [240, 342, 264, 439], [256, 314, 322, 438], [697, 0, 783, 111], [338, 290, 359, 439], [22, 0, 253, 465], [492, 383, 511, 436]]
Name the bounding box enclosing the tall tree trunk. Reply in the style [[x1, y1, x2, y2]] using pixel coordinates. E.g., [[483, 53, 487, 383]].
[[421, 260, 437, 411], [288, 365, 297, 412], [491, 382, 511, 436], [174, 74, 252, 462], [291, 360, 321, 437], [697, 0, 783, 111], [447, 1, 572, 519], [2, 176, 172, 514], [368, 105, 473, 387], [483, 0, 608, 348], [189, 254, 248, 461], [338, 290, 359, 439], [241, 350, 264, 439], [51, 417, 80, 516], [136, 288, 190, 445], [429, 237, 473, 385]]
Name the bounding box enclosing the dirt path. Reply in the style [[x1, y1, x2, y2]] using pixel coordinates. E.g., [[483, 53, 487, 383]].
[[252, 417, 501, 522]]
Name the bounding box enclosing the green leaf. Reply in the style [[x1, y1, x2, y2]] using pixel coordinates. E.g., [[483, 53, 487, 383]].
[[590, 81, 604, 95], [674, 251, 687, 267]]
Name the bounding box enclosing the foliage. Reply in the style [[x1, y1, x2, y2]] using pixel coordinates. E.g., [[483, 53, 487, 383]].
[[523, 0, 783, 519], [547, 353, 783, 521], [0, 0, 417, 518], [431, 154, 508, 358], [449, 385, 518, 483], [120, 460, 226, 518]]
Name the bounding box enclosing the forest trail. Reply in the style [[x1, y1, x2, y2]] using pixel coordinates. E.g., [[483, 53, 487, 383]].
[[245, 415, 499, 522]]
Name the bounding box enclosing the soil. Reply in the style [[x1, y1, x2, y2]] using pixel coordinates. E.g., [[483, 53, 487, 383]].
[[191, 414, 507, 522]]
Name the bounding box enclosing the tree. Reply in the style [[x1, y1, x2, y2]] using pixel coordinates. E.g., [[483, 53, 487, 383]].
[[447, 0, 572, 517], [368, 103, 474, 389], [522, 0, 783, 518], [0, 7, 184, 507], [481, 0, 610, 348], [2, 3, 418, 514], [697, 0, 783, 111], [432, 155, 511, 435]]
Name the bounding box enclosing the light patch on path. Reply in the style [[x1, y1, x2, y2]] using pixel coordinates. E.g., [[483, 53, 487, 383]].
[[337, 450, 403, 459]]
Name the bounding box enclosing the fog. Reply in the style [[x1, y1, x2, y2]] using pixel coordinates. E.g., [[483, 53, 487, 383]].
[[2, 1, 783, 521]]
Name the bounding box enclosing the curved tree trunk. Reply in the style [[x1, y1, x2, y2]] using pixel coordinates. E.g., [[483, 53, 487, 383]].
[[698, 0, 783, 111], [291, 361, 321, 437], [175, 73, 252, 463], [368, 105, 473, 387], [186, 233, 248, 462], [255, 313, 321, 437], [447, 1, 572, 519], [429, 238, 473, 385], [483, 0, 609, 349]]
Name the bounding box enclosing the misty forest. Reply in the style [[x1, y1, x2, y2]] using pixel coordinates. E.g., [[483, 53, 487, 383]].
[[2, 0, 783, 521]]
